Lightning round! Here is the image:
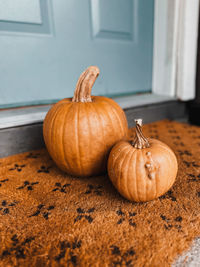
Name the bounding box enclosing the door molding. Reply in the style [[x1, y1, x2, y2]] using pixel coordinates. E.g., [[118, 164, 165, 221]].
[[152, 0, 200, 101]]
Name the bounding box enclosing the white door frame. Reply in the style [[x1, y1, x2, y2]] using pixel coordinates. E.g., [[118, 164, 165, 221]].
[[152, 0, 200, 101]]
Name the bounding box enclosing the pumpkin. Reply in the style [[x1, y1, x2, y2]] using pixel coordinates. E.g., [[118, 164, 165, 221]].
[[107, 119, 178, 202], [43, 66, 128, 177]]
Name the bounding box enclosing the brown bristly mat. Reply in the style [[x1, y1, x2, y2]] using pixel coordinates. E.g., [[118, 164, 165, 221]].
[[0, 120, 200, 267]]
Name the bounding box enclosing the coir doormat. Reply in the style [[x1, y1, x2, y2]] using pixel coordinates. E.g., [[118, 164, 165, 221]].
[[0, 120, 200, 267]]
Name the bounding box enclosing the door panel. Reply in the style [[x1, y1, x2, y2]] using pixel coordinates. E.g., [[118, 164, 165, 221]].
[[0, 0, 154, 108], [0, 0, 42, 24], [91, 0, 133, 40], [0, 0, 51, 34]]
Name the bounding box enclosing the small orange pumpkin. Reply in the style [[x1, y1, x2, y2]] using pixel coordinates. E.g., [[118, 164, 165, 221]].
[[43, 66, 128, 177], [108, 119, 178, 202]]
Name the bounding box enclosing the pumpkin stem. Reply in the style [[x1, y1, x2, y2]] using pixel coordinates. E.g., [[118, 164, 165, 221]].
[[132, 119, 150, 149], [72, 66, 100, 103]]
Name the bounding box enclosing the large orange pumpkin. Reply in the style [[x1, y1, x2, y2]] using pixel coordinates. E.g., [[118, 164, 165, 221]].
[[108, 119, 178, 202], [43, 66, 128, 177]]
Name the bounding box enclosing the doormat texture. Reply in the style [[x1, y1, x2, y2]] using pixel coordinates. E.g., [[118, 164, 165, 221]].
[[0, 120, 200, 267]]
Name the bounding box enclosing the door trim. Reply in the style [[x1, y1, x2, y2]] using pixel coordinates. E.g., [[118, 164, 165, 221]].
[[152, 0, 200, 100]]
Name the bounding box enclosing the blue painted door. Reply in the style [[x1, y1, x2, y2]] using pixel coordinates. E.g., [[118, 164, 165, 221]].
[[0, 0, 154, 108]]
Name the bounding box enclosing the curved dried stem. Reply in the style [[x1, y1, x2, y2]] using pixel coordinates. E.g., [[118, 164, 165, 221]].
[[72, 66, 100, 103], [132, 119, 150, 149]]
